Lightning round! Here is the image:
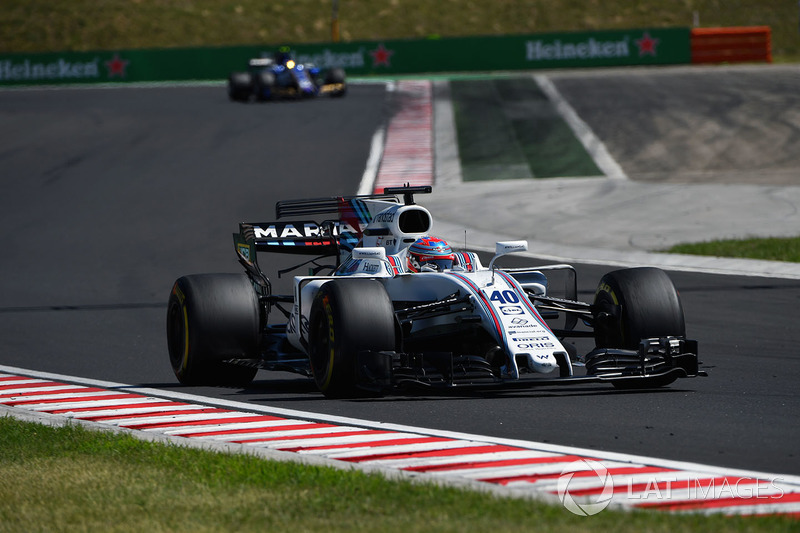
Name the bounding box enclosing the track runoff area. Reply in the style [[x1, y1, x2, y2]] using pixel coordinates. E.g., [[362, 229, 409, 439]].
[[3, 78, 799, 519]]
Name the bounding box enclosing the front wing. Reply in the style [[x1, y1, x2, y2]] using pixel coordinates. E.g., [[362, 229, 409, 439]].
[[353, 336, 703, 393]]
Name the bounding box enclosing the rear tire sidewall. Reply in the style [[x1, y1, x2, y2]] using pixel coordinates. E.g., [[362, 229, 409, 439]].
[[166, 273, 260, 386], [593, 267, 685, 350], [308, 279, 395, 397], [324, 68, 346, 96]]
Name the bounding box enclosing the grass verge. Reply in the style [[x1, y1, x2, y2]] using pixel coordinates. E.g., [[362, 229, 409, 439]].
[[1, 416, 797, 532], [665, 236, 800, 263], [2, 1, 798, 61]]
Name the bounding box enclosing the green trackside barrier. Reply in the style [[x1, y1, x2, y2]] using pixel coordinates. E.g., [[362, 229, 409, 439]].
[[0, 28, 690, 86]]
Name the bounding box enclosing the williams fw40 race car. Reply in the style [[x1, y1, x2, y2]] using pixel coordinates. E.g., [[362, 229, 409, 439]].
[[166, 186, 703, 397], [227, 48, 346, 102]]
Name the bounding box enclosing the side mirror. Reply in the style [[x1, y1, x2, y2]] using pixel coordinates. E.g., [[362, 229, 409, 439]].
[[488, 240, 528, 270]]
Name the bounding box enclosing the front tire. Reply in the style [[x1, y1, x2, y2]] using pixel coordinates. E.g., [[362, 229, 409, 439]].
[[166, 274, 259, 386], [307, 280, 396, 398], [228, 72, 252, 102], [593, 267, 685, 350], [253, 71, 276, 101]]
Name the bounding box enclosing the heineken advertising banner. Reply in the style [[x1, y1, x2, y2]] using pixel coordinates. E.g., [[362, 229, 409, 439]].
[[0, 28, 689, 86]]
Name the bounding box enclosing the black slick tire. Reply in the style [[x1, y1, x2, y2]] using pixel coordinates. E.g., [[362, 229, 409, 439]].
[[166, 273, 259, 386], [324, 68, 346, 97], [228, 72, 252, 102], [593, 267, 685, 350], [307, 279, 395, 398]]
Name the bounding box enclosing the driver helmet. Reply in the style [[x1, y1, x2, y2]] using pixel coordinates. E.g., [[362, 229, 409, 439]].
[[274, 48, 292, 65], [407, 236, 455, 272]]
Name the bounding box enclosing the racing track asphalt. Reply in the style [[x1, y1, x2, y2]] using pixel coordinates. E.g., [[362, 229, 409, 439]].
[[0, 67, 799, 479]]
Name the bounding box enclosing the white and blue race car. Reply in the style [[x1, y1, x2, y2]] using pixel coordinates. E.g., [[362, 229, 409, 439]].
[[227, 48, 346, 102], [166, 186, 702, 397]]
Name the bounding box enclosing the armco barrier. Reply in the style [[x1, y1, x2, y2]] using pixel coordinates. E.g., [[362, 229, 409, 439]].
[[691, 26, 772, 64]]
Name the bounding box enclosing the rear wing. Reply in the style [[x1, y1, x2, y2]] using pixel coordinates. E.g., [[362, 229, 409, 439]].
[[233, 186, 432, 262], [273, 185, 430, 218], [274, 193, 397, 219], [236, 220, 339, 257]]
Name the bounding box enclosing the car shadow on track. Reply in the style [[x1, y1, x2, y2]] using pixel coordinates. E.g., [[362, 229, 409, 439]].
[[130, 376, 696, 405]]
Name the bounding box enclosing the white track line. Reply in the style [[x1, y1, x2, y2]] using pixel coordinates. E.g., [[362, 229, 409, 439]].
[[533, 74, 628, 180]]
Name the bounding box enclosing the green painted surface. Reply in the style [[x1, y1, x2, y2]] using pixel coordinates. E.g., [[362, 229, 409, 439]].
[[452, 78, 602, 181]]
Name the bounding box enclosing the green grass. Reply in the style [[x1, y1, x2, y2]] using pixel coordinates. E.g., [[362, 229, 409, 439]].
[[1, 1, 798, 62], [1, 416, 797, 532], [665, 236, 800, 262]]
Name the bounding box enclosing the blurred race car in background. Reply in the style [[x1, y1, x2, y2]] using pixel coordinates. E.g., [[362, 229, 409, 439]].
[[227, 47, 346, 102], [166, 186, 703, 397]]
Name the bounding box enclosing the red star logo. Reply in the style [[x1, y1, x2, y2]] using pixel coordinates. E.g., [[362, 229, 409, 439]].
[[635, 32, 659, 56], [105, 53, 130, 78], [369, 44, 394, 67]]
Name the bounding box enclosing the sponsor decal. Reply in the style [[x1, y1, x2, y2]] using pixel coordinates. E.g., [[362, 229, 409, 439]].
[[171, 283, 185, 304], [0, 57, 101, 82], [510, 318, 528, 325], [369, 43, 394, 67], [596, 282, 612, 295], [252, 221, 359, 240], [526, 37, 630, 61], [363, 262, 380, 273], [104, 53, 129, 77], [526, 31, 661, 63], [372, 211, 395, 224], [0, 52, 131, 82], [517, 342, 555, 349], [355, 249, 384, 257], [295, 48, 366, 69], [500, 305, 524, 315], [236, 243, 251, 262], [635, 32, 659, 56]]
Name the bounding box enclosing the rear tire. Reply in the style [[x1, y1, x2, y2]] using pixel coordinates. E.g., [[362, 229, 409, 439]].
[[324, 68, 346, 97], [166, 274, 259, 386], [308, 280, 395, 397], [593, 267, 685, 350]]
